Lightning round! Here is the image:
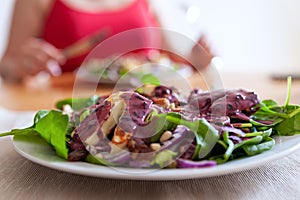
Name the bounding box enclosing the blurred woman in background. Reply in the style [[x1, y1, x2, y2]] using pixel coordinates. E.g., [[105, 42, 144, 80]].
[[0, 0, 213, 83]]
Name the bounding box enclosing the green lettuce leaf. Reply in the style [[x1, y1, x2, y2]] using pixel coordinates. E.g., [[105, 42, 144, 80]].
[[151, 150, 177, 168], [150, 112, 219, 160], [0, 110, 70, 159], [56, 96, 99, 111], [35, 110, 69, 159]]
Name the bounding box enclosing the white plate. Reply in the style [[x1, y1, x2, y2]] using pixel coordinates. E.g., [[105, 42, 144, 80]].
[[12, 134, 300, 180]]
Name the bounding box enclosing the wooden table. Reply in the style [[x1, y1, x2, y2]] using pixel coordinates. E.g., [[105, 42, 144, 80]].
[[0, 71, 299, 111]]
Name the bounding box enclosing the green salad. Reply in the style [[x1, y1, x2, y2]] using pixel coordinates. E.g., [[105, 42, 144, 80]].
[[1, 77, 299, 169]]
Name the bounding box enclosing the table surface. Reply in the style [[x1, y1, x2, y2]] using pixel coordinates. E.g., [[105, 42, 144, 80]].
[[0, 71, 299, 200]]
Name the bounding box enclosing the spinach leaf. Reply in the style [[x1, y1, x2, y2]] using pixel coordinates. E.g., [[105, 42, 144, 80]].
[[261, 99, 278, 107], [151, 150, 177, 168], [85, 154, 114, 166], [252, 77, 300, 135], [253, 104, 300, 135], [209, 132, 234, 164], [56, 96, 99, 111], [0, 110, 70, 159], [34, 110, 50, 124], [151, 112, 219, 160], [189, 118, 220, 159], [140, 74, 161, 86], [35, 110, 69, 159], [275, 112, 300, 135], [0, 110, 49, 137], [242, 137, 275, 156], [149, 115, 176, 143]]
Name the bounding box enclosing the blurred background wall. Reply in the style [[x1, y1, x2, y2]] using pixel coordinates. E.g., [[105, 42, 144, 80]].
[[1, 0, 299, 74], [154, 0, 300, 74]]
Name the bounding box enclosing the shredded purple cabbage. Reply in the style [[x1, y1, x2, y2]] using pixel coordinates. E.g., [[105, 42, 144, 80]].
[[176, 159, 217, 168]]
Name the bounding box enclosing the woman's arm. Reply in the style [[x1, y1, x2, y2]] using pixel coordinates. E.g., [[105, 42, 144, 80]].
[[0, 0, 65, 83]]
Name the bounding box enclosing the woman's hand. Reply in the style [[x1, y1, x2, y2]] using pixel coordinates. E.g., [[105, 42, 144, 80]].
[[159, 35, 215, 72], [0, 38, 66, 83], [19, 38, 66, 76]]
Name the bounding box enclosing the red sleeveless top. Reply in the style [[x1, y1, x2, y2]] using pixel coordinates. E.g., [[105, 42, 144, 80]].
[[42, 0, 160, 72]]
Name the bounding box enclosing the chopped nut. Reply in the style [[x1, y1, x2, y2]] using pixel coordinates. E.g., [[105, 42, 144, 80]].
[[152, 97, 170, 108], [150, 143, 161, 151], [168, 103, 181, 112], [169, 103, 176, 110], [70, 129, 76, 138], [179, 145, 186, 153], [160, 131, 173, 143], [142, 84, 156, 96], [62, 104, 73, 116], [95, 153, 103, 159]]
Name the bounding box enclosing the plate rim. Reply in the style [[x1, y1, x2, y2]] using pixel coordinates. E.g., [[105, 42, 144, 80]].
[[12, 134, 300, 181]]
